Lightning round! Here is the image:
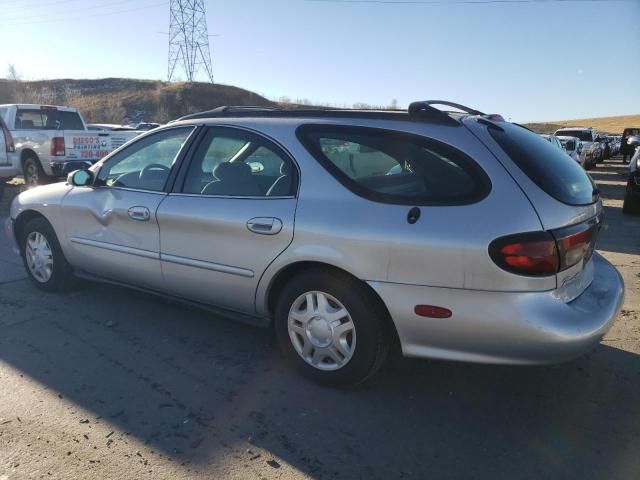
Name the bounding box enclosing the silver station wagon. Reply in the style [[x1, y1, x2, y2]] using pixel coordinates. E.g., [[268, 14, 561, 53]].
[[6, 102, 625, 385]]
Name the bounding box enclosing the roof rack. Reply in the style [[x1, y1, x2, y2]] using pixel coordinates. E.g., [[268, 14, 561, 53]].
[[408, 100, 485, 117], [175, 100, 487, 127]]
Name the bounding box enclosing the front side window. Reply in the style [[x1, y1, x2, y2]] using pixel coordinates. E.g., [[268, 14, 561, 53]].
[[181, 128, 296, 197], [96, 127, 193, 192], [297, 125, 490, 205]]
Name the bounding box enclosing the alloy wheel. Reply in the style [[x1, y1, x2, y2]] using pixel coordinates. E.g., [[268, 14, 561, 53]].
[[287, 291, 356, 371], [25, 231, 54, 283], [25, 161, 39, 187]]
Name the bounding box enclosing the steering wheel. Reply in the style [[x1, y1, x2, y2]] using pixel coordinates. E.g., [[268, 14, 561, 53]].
[[139, 163, 170, 182]]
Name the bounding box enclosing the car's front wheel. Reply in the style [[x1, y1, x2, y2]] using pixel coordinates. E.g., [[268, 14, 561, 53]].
[[275, 269, 390, 386], [20, 217, 74, 291]]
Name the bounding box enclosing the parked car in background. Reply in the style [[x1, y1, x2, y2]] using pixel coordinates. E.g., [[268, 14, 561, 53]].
[[6, 102, 624, 385], [555, 127, 601, 167], [541, 134, 564, 151], [557, 135, 587, 168], [0, 114, 18, 181], [131, 122, 161, 131], [622, 128, 640, 163], [0, 104, 135, 187], [86, 123, 142, 146], [623, 135, 640, 215]]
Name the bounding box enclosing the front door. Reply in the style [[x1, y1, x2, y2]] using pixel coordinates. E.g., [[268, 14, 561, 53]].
[[61, 126, 195, 290], [157, 126, 298, 314]]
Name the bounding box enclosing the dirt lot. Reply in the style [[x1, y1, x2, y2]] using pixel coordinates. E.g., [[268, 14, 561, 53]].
[[0, 158, 638, 480]]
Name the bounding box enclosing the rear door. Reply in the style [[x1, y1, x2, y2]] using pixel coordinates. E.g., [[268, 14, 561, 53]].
[[156, 126, 298, 314], [61, 126, 196, 290]]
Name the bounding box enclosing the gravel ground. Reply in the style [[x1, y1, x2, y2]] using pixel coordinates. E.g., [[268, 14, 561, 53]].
[[0, 157, 638, 480]]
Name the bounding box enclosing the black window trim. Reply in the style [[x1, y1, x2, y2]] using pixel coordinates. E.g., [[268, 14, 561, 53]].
[[170, 124, 301, 199], [296, 124, 492, 206], [92, 125, 198, 194]]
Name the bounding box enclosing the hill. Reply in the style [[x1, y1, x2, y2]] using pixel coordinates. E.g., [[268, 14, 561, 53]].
[[524, 115, 640, 135], [0, 78, 274, 124]]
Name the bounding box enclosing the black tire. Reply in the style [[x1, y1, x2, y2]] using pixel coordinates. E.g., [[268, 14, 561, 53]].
[[622, 188, 640, 215], [274, 269, 390, 386], [584, 159, 594, 171], [23, 155, 49, 188], [19, 216, 74, 292]]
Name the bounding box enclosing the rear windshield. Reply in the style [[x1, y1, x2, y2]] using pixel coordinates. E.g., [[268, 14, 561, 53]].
[[555, 130, 593, 142], [490, 123, 596, 206], [297, 125, 490, 205], [623, 128, 640, 137], [15, 108, 84, 130]]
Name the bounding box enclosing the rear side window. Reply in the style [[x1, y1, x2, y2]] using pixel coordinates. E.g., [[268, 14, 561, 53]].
[[297, 125, 490, 205], [490, 123, 596, 206], [15, 109, 84, 130]]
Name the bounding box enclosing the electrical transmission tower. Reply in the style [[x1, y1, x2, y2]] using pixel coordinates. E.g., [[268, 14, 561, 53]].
[[167, 0, 215, 83]]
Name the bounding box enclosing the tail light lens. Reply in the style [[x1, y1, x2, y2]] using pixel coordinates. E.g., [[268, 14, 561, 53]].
[[489, 218, 600, 277], [51, 137, 65, 156], [1, 121, 14, 153]]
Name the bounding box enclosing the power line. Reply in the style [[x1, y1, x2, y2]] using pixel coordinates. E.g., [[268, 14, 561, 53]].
[[0, 0, 140, 23], [306, 0, 629, 4], [2, 1, 168, 27]]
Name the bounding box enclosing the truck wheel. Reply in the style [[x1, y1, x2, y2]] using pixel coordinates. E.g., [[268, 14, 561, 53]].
[[23, 156, 49, 188], [584, 159, 594, 170], [274, 268, 390, 386], [19, 216, 74, 292]]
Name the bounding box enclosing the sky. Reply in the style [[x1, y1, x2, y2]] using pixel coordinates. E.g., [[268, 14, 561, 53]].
[[0, 0, 638, 122]]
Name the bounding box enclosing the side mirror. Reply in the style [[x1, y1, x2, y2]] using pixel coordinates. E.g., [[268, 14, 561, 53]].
[[67, 169, 94, 187]]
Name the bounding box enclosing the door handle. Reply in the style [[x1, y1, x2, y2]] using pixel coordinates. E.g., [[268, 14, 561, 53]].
[[247, 217, 282, 235], [127, 206, 150, 222]]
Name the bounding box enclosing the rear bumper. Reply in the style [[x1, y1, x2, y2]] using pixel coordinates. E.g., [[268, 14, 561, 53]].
[[368, 252, 624, 365]]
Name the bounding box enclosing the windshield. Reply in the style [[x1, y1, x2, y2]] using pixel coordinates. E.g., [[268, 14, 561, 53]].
[[556, 130, 593, 142]]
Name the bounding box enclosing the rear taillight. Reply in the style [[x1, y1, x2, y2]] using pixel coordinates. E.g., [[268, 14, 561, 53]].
[[51, 137, 65, 156], [552, 221, 599, 271], [1, 122, 14, 153], [489, 219, 600, 277], [489, 232, 559, 276]]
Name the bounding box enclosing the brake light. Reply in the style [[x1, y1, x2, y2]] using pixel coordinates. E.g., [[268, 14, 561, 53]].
[[489, 219, 600, 277], [1, 121, 14, 153], [51, 137, 65, 156]]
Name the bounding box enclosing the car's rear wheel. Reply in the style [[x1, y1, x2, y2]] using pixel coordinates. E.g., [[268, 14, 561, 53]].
[[23, 156, 49, 188], [20, 217, 74, 291], [274, 269, 389, 386]]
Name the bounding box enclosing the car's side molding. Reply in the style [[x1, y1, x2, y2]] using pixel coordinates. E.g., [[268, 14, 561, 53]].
[[70, 237, 159, 260], [161, 253, 254, 278]]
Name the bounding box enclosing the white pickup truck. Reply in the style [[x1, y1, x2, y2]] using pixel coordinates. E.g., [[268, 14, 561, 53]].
[[0, 104, 139, 186]]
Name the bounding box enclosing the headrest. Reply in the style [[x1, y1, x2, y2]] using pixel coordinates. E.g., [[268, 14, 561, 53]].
[[213, 161, 251, 181]]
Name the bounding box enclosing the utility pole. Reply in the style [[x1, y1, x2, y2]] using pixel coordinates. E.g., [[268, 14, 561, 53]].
[[167, 0, 215, 83]]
